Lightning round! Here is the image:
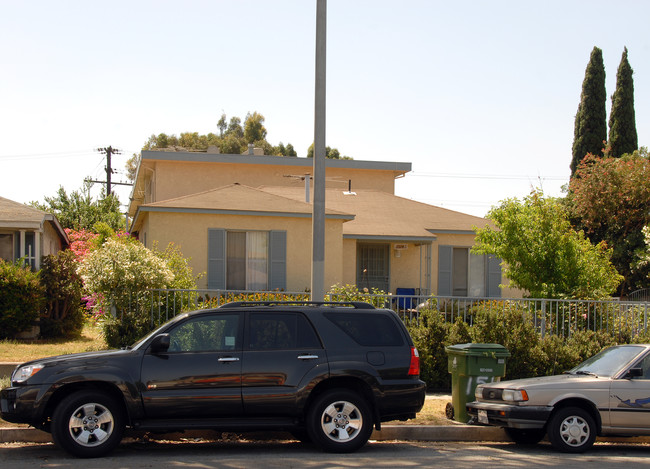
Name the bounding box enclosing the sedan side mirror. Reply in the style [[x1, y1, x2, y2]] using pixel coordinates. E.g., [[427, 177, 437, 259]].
[[625, 367, 643, 379], [150, 334, 171, 354]]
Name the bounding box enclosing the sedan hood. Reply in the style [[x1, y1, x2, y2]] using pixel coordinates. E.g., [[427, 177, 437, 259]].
[[487, 373, 607, 389]]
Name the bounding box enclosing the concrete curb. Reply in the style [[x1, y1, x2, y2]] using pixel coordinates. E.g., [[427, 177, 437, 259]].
[[0, 425, 507, 444], [0, 363, 18, 379], [4, 425, 650, 445]]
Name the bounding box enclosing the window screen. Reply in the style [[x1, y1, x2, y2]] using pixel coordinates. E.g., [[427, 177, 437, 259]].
[[324, 312, 404, 347]]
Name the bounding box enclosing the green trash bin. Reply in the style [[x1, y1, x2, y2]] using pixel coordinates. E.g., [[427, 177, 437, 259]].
[[446, 343, 510, 423]]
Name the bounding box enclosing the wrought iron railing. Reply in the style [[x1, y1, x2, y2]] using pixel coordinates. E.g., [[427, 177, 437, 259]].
[[120, 289, 650, 339]]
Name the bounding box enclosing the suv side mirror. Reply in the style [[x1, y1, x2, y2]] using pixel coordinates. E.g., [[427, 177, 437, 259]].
[[150, 334, 171, 354], [626, 367, 643, 379]]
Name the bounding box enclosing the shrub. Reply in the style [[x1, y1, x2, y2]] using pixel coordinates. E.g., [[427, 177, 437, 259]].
[[470, 301, 546, 380], [327, 283, 389, 308], [79, 237, 174, 348], [405, 306, 451, 390], [0, 259, 44, 339], [39, 250, 85, 339]]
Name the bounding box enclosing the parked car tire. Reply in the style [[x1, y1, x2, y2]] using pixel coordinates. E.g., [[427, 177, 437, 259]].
[[547, 406, 596, 453], [307, 389, 373, 453], [51, 390, 125, 458], [505, 427, 546, 445]]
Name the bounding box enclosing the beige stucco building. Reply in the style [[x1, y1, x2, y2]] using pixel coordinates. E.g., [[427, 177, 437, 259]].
[[0, 196, 69, 269], [128, 149, 507, 298]]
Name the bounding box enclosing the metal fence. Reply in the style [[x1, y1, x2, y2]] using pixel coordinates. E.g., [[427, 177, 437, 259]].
[[118, 289, 650, 339]]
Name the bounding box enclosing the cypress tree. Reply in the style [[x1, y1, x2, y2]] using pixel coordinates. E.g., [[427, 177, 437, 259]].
[[571, 47, 607, 176], [608, 47, 638, 158]]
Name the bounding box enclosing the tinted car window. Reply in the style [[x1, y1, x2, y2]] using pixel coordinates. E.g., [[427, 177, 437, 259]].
[[324, 312, 404, 346], [249, 313, 321, 350], [168, 314, 239, 352]]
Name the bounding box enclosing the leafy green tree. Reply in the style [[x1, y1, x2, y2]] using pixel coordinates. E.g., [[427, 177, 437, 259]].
[[244, 112, 268, 143], [307, 143, 351, 159], [226, 116, 244, 138], [125, 153, 140, 182], [571, 47, 607, 176], [217, 113, 227, 137], [32, 180, 125, 231], [141, 112, 298, 157], [569, 151, 650, 293], [473, 190, 622, 299], [608, 47, 638, 158]]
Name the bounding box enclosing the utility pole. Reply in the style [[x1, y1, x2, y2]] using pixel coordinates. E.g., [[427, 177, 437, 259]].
[[311, 0, 326, 301], [96, 146, 121, 195]]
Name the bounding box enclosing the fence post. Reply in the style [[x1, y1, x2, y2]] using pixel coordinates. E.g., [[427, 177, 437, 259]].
[[540, 300, 547, 338]]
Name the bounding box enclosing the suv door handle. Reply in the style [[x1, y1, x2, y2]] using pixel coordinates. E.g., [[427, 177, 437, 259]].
[[298, 354, 319, 360], [218, 357, 240, 362]]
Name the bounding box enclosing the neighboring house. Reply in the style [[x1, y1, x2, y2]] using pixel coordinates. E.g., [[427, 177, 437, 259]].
[[128, 149, 512, 297], [0, 196, 69, 269]]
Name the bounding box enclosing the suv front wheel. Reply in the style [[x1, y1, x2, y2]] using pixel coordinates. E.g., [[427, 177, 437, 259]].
[[51, 390, 125, 458], [307, 389, 374, 453]]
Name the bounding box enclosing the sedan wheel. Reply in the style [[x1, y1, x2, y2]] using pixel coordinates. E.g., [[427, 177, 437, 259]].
[[547, 407, 596, 453]]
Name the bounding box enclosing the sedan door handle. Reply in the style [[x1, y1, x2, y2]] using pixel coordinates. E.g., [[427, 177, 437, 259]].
[[218, 357, 240, 362], [298, 354, 319, 360]]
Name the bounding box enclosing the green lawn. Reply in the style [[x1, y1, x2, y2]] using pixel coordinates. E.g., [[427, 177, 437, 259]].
[[0, 320, 107, 363]]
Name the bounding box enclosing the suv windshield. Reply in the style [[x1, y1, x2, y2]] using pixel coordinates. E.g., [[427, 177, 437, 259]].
[[569, 345, 646, 377]]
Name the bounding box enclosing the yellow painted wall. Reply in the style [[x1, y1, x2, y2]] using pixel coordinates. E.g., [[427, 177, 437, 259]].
[[145, 211, 343, 291], [341, 239, 357, 287], [147, 160, 397, 202], [388, 243, 428, 293]]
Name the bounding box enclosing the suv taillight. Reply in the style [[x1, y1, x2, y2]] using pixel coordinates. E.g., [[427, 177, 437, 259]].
[[408, 347, 420, 376]]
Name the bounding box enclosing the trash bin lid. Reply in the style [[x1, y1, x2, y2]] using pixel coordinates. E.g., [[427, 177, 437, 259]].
[[445, 342, 511, 357]]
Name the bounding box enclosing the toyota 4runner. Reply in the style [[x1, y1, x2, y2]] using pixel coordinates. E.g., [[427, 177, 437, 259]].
[[1, 301, 425, 457]]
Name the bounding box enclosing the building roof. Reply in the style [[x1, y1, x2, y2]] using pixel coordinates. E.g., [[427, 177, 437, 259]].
[[132, 184, 354, 226], [0, 196, 69, 243], [259, 187, 489, 241]]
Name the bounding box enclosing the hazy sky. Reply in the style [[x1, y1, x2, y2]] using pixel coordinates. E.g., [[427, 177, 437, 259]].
[[1, 0, 648, 217]]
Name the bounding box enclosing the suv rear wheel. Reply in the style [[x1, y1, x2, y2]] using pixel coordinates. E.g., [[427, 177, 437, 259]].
[[51, 390, 125, 458], [307, 389, 373, 453]]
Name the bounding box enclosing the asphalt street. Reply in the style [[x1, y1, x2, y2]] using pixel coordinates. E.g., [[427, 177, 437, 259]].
[[2, 439, 650, 469]]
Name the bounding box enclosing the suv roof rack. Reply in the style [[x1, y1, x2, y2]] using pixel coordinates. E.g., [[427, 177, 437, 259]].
[[218, 301, 376, 310]]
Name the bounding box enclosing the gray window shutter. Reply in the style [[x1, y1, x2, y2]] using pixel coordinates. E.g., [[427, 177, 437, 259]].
[[486, 255, 502, 298], [268, 230, 287, 290], [438, 245, 452, 296], [208, 229, 226, 289]]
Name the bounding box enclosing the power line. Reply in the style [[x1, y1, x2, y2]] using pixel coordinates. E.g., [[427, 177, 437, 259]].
[[407, 171, 567, 181], [0, 150, 93, 161], [91, 146, 133, 196]]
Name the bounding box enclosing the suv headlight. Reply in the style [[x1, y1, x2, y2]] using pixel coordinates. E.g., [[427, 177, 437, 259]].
[[12, 364, 44, 383], [502, 389, 529, 402]]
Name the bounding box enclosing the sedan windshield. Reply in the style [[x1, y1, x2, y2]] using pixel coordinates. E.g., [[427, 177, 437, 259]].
[[569, 345, 646, 377]]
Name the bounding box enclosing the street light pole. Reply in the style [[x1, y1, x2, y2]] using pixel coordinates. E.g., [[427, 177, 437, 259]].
[[311, 0, 327, 301]]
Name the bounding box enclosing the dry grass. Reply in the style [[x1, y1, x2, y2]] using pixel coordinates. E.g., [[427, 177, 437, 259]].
[[388, 395, 452, 425], [0, 320, 106, 362]]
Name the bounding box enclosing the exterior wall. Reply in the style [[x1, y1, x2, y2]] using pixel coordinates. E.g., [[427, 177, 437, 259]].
[[388, 242, 429, 294], [341, 239, 357, 287], [145, 211, 343, 292], [147, 160, 397, 203], [42, 222, 63, 258]]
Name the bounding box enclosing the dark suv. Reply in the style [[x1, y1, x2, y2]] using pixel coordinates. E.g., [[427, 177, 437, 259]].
[[1, 301, 425, 457]]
